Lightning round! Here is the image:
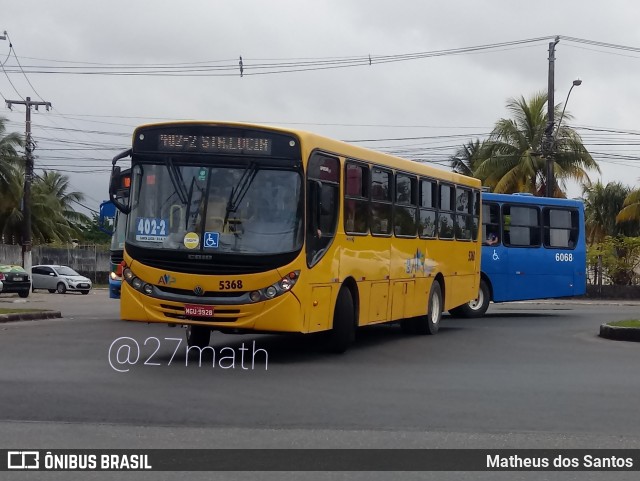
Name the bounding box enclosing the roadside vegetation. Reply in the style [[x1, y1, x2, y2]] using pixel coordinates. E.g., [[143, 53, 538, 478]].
[[607, 320, 640, 328]]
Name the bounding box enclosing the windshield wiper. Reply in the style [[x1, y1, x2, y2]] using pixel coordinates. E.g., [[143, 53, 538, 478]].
[[223, 162, 259, 229], [184, 177, 196, 230], [165, 157, 188, 204]]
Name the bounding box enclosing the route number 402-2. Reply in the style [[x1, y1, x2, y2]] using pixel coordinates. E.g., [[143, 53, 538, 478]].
[[555, 253, 573, 262]]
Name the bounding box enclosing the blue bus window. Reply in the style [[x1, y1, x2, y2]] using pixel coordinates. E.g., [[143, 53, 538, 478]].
[[544, 208, 578, 248], [503, 205, 540, 247], [482, 203, 500, 245]]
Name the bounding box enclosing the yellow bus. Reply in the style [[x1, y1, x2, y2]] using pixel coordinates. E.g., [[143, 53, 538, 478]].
[[109, 121, 481, 352]]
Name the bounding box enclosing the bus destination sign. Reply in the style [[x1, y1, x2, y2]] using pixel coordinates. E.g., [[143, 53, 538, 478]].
[[157, 134, 272, 155]]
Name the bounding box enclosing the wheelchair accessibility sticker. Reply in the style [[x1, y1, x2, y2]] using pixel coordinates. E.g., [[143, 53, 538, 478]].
[[492, 249, 500, 261], [204, 231, 220, 248]]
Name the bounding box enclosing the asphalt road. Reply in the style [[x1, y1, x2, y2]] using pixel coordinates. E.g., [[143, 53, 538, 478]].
[[1, 291, 639, 480]]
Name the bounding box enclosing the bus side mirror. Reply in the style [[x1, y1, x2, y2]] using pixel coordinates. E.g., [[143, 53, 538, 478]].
[[109, 166, 131, 214]]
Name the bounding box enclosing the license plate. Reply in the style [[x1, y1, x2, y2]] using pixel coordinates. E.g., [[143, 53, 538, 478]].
[[13, 276, 24, 281], [79, 284, 88, 288], [184, 304, 214, 317]]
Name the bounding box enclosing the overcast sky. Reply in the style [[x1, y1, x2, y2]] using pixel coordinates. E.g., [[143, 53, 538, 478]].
[[3, 0, 640, 215]]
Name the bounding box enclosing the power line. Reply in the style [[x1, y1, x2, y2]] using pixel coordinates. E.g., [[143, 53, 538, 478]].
[[0, 36, 554, 77]]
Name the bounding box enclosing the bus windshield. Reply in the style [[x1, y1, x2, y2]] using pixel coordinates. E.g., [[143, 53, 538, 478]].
[[110, 211, 127, 251], [127, 162, 303, 254]]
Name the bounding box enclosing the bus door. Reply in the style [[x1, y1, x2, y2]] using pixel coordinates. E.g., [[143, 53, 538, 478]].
[[541, 207, 584, 298], [306, 153, 340, 332]]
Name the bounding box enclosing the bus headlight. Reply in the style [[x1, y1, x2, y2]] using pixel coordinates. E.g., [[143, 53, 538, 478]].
[[143, 284, 153, 295], [249, 291, 262, 302], [132, 278, 143, 290], [265, 286, 277, 298], [123, 268, 134, 281], [248, 271, 300, 302]]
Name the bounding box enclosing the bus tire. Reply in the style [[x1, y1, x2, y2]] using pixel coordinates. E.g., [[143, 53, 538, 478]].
[[327, 288, 356, 353], [186, 325, 211, 348], [448, 279, 490, 318], [415, 280, 442, 335]]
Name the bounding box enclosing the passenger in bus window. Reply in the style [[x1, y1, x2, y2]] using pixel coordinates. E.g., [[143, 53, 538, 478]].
[[486, 231, 499, 245]]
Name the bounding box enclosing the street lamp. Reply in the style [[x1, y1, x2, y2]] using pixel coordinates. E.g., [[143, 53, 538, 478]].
[[554, 79, 582, 143], [545, 78, 582, 197]]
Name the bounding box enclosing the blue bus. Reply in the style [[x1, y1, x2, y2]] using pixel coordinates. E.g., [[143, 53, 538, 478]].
[[99, 169, 130, 299], [449, 193, 586, 317]]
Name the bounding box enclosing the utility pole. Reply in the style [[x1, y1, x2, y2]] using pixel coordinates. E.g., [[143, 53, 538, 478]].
[[5, 96, 52, 274], [544, 36, 560, 198]]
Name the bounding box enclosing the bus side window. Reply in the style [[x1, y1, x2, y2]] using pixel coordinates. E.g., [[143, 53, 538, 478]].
[[482, 203, 500, 245], [544, 208, 578, 248], [344, 162, 369, 234], [503, 205, 540, 247]]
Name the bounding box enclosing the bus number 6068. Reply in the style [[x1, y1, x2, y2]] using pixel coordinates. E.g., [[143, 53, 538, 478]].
[[555, 253, 573, 262]]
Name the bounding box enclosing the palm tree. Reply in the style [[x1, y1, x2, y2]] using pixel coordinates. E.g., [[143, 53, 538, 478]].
[[472, 92, 599, 196], [450, 139, 486, 176], [1, 166, 90, 244], [583, 181, 639, 244], [616, 186, 640, 224], [0, 117, 24, 243], [36, 170, 90, 228], [0, 116, 23, 189]]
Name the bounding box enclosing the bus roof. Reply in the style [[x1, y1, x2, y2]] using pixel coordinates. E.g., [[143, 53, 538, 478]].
[[482, 192, 584, 208], [132, 120, 481, 189]]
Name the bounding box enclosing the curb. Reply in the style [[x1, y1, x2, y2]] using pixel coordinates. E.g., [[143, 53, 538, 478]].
[[0, 311, 63, 323], [599, 324, 640, 342]]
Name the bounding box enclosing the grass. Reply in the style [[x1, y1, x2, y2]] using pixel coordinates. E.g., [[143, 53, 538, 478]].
[[607, 320, 640, 328], [0, 308, 47, 314]]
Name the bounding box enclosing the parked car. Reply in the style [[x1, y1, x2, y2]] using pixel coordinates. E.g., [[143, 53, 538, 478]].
[[31, 265, 92, 294], [0, 264, 31, 298]]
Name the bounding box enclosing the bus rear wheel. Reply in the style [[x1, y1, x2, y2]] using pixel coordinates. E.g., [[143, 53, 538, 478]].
[[326, 288, 356, 353], [186, 325, 211, 348], [448, 279, 490, 318], [415, 281, 442, 335]]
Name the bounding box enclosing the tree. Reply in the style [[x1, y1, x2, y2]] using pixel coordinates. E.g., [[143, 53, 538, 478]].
[[78, 214, 112, 245], [583, 181, 640, 244], [616, 186, 640, 224], [0, 116, 23, 191], [0, 117, 24, 242], [588, 236, 640, 286], [450, 139, 486, 176], [470, 92, 599, 196], [0, 165, 90, 244]]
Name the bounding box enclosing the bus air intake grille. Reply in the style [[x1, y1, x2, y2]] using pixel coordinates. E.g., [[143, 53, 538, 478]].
[[133, 257, 269, 275]]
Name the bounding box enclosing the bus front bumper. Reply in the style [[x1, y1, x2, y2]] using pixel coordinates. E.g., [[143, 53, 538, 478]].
[[119, 282, 304, 333]]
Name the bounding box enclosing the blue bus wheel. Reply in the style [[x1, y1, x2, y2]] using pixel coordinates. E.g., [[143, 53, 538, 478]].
[[449, 279, 490, 318]]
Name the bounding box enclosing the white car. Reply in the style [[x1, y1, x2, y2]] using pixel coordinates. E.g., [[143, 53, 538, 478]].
[[31, 265, 92, 294]]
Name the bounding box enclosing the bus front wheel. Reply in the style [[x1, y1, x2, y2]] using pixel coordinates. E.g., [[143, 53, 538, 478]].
[[326, 288, 356, 353], [448, 279, 490, 318], [186, 325, 211, 348]]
